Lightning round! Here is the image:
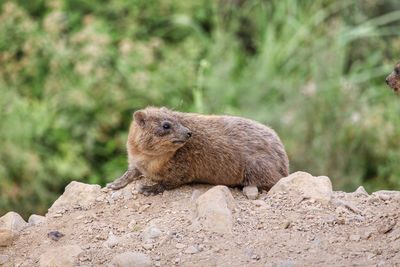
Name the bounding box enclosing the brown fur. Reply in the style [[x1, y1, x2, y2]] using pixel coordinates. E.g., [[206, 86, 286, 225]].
[[386, 62, 400, 95], [107, 107, 289, 194]]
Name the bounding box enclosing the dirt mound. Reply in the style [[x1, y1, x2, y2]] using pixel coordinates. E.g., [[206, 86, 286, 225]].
[[1, 172, 400, 266]]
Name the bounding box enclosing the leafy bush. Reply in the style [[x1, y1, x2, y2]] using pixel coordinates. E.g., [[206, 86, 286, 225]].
[[0, 0, 400, 217]]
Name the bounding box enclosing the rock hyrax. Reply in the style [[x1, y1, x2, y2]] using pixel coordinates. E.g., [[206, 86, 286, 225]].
[[386, 62, 400, 94], [107, 107, 289, 195]]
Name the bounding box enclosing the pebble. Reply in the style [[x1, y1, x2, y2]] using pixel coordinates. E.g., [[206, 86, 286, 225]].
[[39, 245, 83, 267], [184, 245, 199, 254], [111, 191, 122, 200], [104, 232, 119, 248], [282, 220, 291, 229], [175, 243, 186, 249], [142, 225, 162, 242], [349, 234, 361, 241], [28, 214, 46, 226], [0, 254, 9, 264], [47, 231, 64, 241], [378, 194, 391, 201], [128, 219, 137, 229], [253, 200, 266, 207], [243, 186, 259, 200], [354, 186, 369, 196], [110, 252, 151, 267], [378, 220, 396, 234]]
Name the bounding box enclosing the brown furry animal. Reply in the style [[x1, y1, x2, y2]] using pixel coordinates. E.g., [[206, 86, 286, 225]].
[[386, 62, 400, 94], [107, 107, 289, 195]]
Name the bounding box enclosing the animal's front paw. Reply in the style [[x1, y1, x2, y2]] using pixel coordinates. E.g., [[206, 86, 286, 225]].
[[138, 184, 166, 196]]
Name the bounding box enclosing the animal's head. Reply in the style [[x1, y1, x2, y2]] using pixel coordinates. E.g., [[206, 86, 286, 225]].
[[385, 62, 400, 95], [129, 107, 192, 155]]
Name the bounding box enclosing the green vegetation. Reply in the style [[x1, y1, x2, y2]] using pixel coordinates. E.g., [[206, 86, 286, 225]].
[[1, 0, 400, 218]]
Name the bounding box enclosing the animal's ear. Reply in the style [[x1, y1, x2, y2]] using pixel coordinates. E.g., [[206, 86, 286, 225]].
[[133, 110, 146, 127]]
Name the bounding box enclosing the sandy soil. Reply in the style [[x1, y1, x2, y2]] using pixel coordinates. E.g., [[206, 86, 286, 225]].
[[2, 180, 400, 267]]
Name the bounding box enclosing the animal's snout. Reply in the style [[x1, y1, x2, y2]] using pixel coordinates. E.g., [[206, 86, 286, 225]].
[[386, 77, 390, 85]]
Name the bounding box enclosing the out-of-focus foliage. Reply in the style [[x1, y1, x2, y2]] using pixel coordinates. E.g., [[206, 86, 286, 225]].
[[0, 0, 399, 218]]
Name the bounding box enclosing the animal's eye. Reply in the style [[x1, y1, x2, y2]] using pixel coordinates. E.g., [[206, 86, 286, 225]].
[[162, 122, 171, 130], [395, 68, 400, 75]]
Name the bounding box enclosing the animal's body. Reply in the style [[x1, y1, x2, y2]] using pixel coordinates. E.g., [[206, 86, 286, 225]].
[[107, 107, 289, 194], [386, 62, 400, 94]]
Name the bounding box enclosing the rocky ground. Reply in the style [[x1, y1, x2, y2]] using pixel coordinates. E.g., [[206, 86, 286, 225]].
[[1, 171, 400, 267]]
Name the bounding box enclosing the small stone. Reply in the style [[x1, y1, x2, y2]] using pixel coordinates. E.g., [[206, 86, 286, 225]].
[[175, 243, 186, 249], [354, 186, 368, 196], [0, 254, 9, 265], [128, 219, 137, 229], [47, 230, 64, 241], [282, 220, 291, 229], [28, 214, 46, 226], [132, 190, 139, 195], [276, 260, 295, 267], [253, 200, 266, 207], [378, 194, 391, 201], [194, 186, 235, 234], [0, 211, 28, 233], [142, 225, 162, 242], [333, 199, 362, 214], [107, 197, 115, 205], [111, 252, 151, 267], [101, 187, 110, 193], [139, 204, 151, 213], [184, 245, 199, 254], [39, 245, 83, 267], [104, 232, 119, 248], [123, 190, 133, 200], [349, 234, 361, 241], [111, 191, 122, 200], [378, 220, 396, 234], [0, 228, 14, 247], [243, 186, 258, 200]]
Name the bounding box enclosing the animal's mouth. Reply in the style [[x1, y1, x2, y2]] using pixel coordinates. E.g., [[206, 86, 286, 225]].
[[172, 140, 186, 144]]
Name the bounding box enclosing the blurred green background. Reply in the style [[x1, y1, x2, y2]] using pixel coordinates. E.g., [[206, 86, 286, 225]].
[[1, 0, 400, 218]]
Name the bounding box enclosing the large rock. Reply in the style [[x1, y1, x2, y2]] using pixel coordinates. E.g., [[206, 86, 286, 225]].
[[194, 186, 235, 234], [39, 244, 83, 267], [48, 181, 101, 212], [0, 228, 14, 247], [110, 252, 152, 267], [0, 211, 28, 233], [268, 171, 333, 204]]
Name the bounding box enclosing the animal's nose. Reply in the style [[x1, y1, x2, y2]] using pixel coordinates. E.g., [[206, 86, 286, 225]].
[[385, 78, 390, 85]]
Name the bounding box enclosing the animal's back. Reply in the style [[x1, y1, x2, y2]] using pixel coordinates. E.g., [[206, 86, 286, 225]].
[[172, 112, 289, 188]]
